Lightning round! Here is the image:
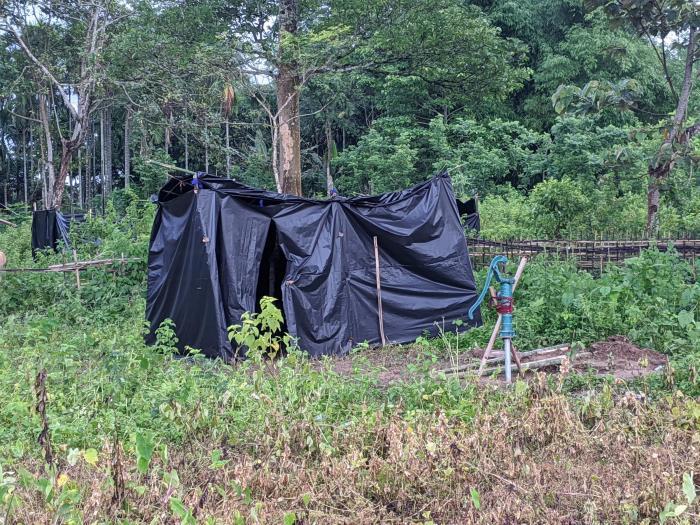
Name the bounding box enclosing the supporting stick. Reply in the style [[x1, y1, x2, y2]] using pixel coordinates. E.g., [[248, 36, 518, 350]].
[[477, 257, 528, 375], [510, 343, 523, 375], [0, 218, 17, 227], [72, 249, 81, 289], [373, 236, 387, 346], [145, 159, 197, 175]]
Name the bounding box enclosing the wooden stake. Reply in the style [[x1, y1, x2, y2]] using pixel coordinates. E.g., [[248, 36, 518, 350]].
[[510, 344, 523, 375], [477, 257, 528, 375], [373, 236, 387, 346], [72, 249, 81, 289]]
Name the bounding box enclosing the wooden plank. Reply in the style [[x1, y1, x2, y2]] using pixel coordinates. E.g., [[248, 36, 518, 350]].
[[436, 344, 570, 376], [476, 351, 591, 378]]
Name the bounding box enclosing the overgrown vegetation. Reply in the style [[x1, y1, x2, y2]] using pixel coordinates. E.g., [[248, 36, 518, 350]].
[[1, 0, 700, 521], [0, 202, 698, 523]]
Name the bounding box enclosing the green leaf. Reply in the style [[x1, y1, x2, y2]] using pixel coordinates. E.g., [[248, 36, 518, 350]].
[[66, 448, 80, 466], [82, 448, 99, 466], [659, 501, 687, 524], [682, 472, 696, 504], [470, 487, 481, 510], [678, 310, 694, 328], [135, 432, 155, 474], [283, 512, 297, 525], [169, 496, 187, 517], [670, 504, 687, 516]]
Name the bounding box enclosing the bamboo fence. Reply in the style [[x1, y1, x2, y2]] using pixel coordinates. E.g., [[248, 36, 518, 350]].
[[468, 237, 700, 272]]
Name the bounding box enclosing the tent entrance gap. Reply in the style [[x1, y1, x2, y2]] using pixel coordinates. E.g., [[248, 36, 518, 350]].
[[255, 221, 288, 332]]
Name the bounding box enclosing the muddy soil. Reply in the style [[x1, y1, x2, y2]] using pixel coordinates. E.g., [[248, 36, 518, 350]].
[[574, 335, 667, 379], [323, 335, 667, 386]]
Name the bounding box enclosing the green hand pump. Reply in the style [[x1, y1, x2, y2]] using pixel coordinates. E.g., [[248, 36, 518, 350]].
[[468, 255, 516, 383]]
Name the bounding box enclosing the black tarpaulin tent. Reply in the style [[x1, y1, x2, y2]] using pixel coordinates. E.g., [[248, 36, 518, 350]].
[[146, 172, 482, 358]]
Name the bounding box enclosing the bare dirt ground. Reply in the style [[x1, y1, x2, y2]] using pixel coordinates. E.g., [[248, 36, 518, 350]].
[[574, 335, 668, 379], [325, 335, 667, 386]]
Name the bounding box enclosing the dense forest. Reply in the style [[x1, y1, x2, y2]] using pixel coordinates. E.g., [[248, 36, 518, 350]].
[[1, 0, 699, 238]]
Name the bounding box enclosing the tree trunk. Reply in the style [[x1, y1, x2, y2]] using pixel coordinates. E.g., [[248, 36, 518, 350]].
[[55, 141, 76, 210], [164, 107, 172, 155], [225, 119, 230, 176], [204, 119, 209, 173], [645, 27, 696, 237], [29, 125, 34, 203], [185, 130, 189, 171], [271, 119, 280, 192], [87, 121, 94, 209], [38, 92, 55, 210], [78, 148, 83, 209], [124, 107, 131, 189], [101, 106, 113, 198], [325, 119, 334, 196], [276, 0, 302, 196], [22, 129, 28, 206]]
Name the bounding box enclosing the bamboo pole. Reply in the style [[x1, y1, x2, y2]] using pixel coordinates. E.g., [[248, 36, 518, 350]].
[[145, 159, 197, 175], [373, 236, 387, 346], [72, 249, 81, 289], [0, 257, 141, 273]]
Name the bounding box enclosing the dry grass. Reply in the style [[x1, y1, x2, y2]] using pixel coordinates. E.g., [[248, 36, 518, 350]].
[[8, 374, 699, 525]]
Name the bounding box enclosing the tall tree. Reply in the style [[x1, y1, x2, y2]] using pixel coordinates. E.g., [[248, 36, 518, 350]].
[[553, 0, 700, 235], [232, 0, 529, 195], [1, 1, 118, 209]]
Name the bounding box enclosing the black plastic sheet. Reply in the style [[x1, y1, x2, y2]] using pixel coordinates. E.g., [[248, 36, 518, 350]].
[[146, 173, 482, 358], [31, 210, 72, 256], [457, 198, 480, 232]]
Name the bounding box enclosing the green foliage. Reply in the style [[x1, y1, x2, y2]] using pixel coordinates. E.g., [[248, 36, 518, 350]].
[[135, 432, 156, 475], [334, 117, 420, 194], [552, 79, 643, 116], [548, 115, 648, 185], [530, 178, 589, 238], [132, 151, 176, 198], [658, 472, 697, 525], [477, 179, 698, 240], [429, 118, 551, 195], [228, 297, 292, 359], [478, 189, 537, 240], [511, 248, 699, 358]]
